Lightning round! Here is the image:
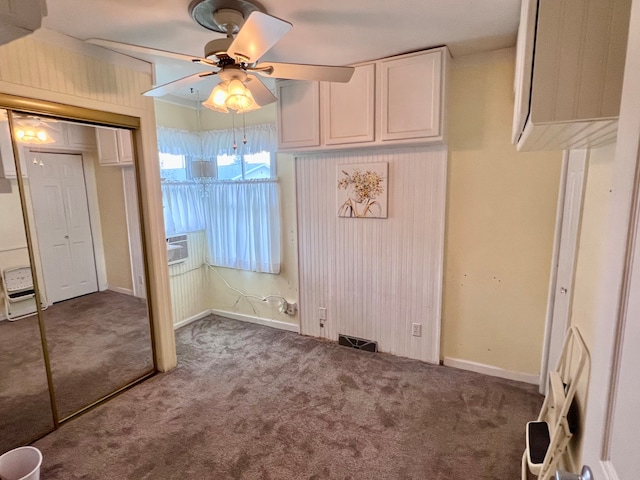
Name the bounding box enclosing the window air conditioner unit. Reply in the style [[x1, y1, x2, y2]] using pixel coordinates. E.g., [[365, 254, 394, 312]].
[[166, 234, 189, 265]]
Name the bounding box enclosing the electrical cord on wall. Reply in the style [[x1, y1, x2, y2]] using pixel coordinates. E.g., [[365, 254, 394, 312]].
[[205, 263, 289, 313], [168, 261, 294, 314]]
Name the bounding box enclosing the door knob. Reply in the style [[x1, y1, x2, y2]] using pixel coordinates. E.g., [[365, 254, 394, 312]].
[[64, 235, 69, 239], [560, 287, 568, 294], [555, 465, 593, 480]]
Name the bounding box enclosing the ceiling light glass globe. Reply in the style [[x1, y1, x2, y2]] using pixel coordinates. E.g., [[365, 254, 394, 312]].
[[227, 79, 246, 97]]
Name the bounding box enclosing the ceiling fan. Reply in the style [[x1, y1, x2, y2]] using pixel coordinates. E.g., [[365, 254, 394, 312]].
[[87, 0, 355, 112]]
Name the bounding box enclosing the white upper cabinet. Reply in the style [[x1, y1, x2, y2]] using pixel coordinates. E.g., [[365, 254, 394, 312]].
[[95, 127, 133, 166], [322, 63, 375, 146], [277, 80, 320, 149], [277, 46, 449, 152], [66, 123, 97, 149], [378, 50, 442, 142], [513, 0, 631, 151]]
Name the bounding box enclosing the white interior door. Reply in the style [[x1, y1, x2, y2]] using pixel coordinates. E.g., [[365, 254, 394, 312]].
[[27, 152, 98, 303], [540, 149, 588, 392]]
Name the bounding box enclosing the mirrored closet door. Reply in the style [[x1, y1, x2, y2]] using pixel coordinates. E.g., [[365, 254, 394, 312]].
[[0, 108, 55, 453], [0, 106, 156, 453]]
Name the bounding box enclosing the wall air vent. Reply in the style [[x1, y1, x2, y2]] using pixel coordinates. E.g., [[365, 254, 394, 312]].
[[166, 234, 189, 265], [338, 334, 378, 352]]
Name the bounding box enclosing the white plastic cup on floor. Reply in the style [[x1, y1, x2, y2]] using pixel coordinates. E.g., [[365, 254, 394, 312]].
[[0, 446, 42, 480]]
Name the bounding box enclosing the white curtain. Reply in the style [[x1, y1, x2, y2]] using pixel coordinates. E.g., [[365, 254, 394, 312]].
[[204, 180, 280, 274], [201, 124, 277, 157], [156, 126, 201, 158], [158, 124, 281, 273], [161, 183, 206, 236], [157, 124, 277, 159]]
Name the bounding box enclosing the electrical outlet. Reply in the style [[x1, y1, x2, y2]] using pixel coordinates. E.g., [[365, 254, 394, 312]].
[[411, 323, 422, 337], [285, 302, 298, 316], [319, 307, 327, 328]]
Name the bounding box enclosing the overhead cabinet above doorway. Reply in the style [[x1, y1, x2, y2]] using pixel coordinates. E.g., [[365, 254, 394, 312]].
[[276, 46, 449, 152], [95, 127, 134, 166], [512, 0, 631, 151]]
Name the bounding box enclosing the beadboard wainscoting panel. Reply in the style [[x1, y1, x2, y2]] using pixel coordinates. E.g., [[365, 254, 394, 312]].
[[0, 35, 150, 111], [168, 230, 209, 324], [296, 146, 447, 363]]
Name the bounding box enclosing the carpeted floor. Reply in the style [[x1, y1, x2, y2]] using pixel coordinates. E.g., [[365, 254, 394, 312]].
[[33, 315, 542, 479], [43, 290, 154, 418], [0, 290, 154, 453]]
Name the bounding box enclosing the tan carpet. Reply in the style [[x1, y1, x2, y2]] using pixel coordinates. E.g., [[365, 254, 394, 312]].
[[33, 315, 542, 479]]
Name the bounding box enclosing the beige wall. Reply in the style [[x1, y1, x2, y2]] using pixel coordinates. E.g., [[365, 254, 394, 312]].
[[442, 48, 563, 375], [94, 164, 133, 292], [155, 100, 299, 327], [155, 100, 277, 131]]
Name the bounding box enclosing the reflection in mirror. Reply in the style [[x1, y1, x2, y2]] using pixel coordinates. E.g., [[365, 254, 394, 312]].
[[13, 115, 154, 420], [0, 109, 55, 453]]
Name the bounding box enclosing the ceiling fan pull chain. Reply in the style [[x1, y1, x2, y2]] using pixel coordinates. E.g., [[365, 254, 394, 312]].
[[242, 112, 247, 145], [232, 113, 237, 150]]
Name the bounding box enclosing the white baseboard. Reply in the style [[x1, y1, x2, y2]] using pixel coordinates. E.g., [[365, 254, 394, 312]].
[[173, 309, 300, 334], [443, 357, 540, 385], [173, 310, 212, 330], [108, 286, 134, 296], [210, 309, 300, 333]]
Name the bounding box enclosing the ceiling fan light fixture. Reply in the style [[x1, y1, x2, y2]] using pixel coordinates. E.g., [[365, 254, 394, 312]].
[[202, 81, 231, 112], [227, 89, 259, 113], [202, 79, 260, 113], [14, 126, 55, 145]]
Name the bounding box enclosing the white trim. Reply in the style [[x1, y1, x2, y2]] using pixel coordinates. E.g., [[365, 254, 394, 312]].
[[443, 357, 540, 385], [210, 309, 300, 333], [173, 308, 301, 334], [173, 310, 212, 330], [107, 286, 134, 296]]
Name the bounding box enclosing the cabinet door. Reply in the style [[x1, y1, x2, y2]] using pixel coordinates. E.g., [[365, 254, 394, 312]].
[[95, 127, 120, 165], [116, 129, 134, 165], [66, 123, 96, 149], [277, 80, 320, 149], [379, 50, 442, 141], [322, 63, 375, 145]]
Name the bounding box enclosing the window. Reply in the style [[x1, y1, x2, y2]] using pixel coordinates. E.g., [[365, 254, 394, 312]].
[[159, 152, 187, 181], [216, 151, 273, 181], [158, 124, 281, 274]]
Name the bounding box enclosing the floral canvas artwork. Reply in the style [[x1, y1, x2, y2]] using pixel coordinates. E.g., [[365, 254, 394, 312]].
[[337, 162, 388, 218]]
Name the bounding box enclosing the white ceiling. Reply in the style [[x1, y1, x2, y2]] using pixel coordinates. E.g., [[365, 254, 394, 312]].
[[42, 0, 521, 102]]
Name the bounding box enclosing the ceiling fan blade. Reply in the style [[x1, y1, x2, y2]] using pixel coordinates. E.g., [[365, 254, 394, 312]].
[[143, 72, 217, 97], [86, 38, 215, 66], [246, 75, 278, 106], [254, 62, 355, 83], [228, 12, 292, 64]]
